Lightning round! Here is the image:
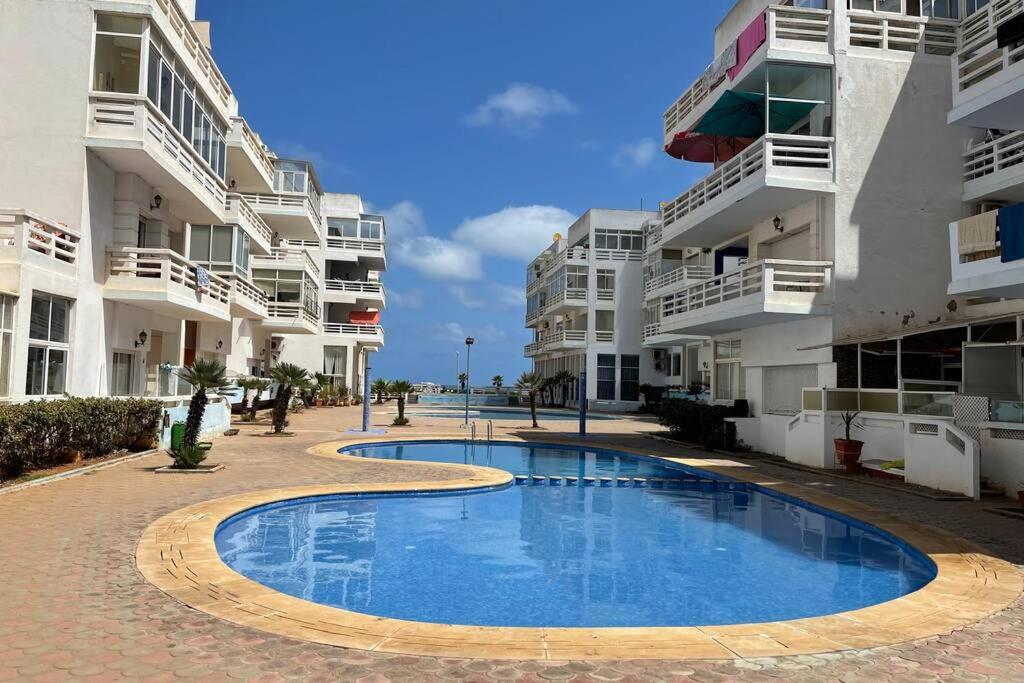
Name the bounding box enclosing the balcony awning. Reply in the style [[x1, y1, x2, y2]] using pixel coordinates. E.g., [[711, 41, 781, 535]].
[[692, 90, 818, 139], [664, 131, 755, 162], [796, 313, 1015, 351], [349, 310, 380, 324]]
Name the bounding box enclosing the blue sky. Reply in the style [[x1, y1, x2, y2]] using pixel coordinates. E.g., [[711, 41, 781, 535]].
[[199, 0, 735, 385]]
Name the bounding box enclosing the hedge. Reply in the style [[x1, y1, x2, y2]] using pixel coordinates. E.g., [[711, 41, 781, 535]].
[[658, 398, 737, 450], [0, 397, 164, 480]]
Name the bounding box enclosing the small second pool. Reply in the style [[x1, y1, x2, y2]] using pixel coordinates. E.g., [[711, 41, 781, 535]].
[[216, 441, 936, 628], [404, 407, 616, 421]]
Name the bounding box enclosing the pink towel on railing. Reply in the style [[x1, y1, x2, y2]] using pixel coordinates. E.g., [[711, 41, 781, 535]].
[[728, 11, 767, 81]]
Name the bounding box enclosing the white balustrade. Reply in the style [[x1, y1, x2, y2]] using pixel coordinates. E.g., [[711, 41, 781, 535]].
[[322, 322, 384, 338], [848, 12, 957, 55], [252, 247, 320, 278], [106, 247, 231, 306], [0, 209, 80, 267], [225, 194, 273, 246], [644, 264, 714, 297]]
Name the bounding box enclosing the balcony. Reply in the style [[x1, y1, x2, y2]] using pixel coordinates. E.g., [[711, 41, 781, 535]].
[[544, 247, 590, 273], [664, 5, 833, 142], [545, 329, 587, 352], [524, 339, 545, 357], [86, 94, 227, 224], [224, 194, 273, 255], [545, 288, 588, 316], [658, 135, 835, 248], [950, 0, 1024, 128], [324, 235, 387, 270], [262, 303, 319, 335], [948, 213, 1024, 298], [659, 259, 833, 336], [103, 247, 231, 322], [240, 192, 321, 242], [251, 247, 320, 280], [323, 322, 385, 347], [0, 209, 80, 293], [963, 130, 1024, 202], [226, 117, 274, 193], [848, 12, 957, 56], [644, 264, 715, 302], [324, 280, 386, 308], [525, 308, 545, 327], [226, 274, 268, 319]]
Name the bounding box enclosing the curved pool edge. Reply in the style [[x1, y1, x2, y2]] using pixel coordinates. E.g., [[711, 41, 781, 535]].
[[136, 435, 1024, 661]]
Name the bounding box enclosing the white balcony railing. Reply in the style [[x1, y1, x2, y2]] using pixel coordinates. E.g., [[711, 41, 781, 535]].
[[547, 329, 587, 346], [0, 209, 80, 267], [960, 0, 1024, 52], [240, 192, 322, 238], [596, 288, 614, 302], [524, 340, 545, 356], [848, 12, 957, 55], [525, 308, 544, 326], [545, 288, 588, 311], [227, 116, 274, 184], [642, 323, 663, 342], [957, 0, 1024, 95], [661, 135, 833, 232], [150, 0, 232, 111], [106, 247, 231, 306], [252, 247, 320, 279], [322, 322, 384, 339], [226, 274, 268, 314], [87, 94, 227, 212], [544, 247, 590, 273], [325, 236, 386, 256], [663, 5, 832, 138], [224, 193, 273, 248], [594, 330, 614, 343], [645, 264, 715, 297], [964, 130, 1024, 186], [267, 302, 319, 327], [661, 259, 832, 319]]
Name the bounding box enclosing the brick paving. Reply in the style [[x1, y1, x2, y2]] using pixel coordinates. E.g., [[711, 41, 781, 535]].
[[1, 405, 1023, 681]]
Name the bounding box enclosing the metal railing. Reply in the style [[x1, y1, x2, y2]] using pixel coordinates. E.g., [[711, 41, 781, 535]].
[[644, 264, 715, 297], [224, 193, 273, 246], [848, 12, 957, 55], [663, 6, 833, 137], [251, 246, 320, 278], [106, 247, 231, 306], [661, 136, 833, 231], [322, 322, 384, 338], [964, 130, 1024, 184], [88, 94, 227, 210], [661, 259, 832, 319], [0, 209, 80, 267]]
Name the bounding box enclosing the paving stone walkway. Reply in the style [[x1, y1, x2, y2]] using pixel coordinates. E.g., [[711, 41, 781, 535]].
[[1, 405, 1023, 682]]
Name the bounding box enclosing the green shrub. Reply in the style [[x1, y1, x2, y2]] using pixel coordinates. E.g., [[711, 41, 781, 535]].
[[392, 416, 410, 426], [658, 399, 737, 450], [0, 397, 163, 481]]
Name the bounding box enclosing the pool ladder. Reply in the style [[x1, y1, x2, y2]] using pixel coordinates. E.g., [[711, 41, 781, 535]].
[[469, 420, 494, 443]]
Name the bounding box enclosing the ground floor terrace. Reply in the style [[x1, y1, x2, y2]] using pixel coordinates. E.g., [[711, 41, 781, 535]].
[[2, 406, 1024, 681]]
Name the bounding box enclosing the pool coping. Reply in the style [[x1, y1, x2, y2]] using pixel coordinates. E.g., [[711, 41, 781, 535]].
[[136, 435, 1023, 661]]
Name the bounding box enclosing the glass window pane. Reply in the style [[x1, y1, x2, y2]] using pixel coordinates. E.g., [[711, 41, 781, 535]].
[[182, 91, 194, 140], [26, 346, 46, 395], [96, 14, 145, 34], [159, 61, 173, 118], [46, 349, 66, 395], [147, 44, 160, 104], [49, 297, 68, 343], [0, 332, 10, 397], [93, 34, 141, 93], [172, 76, 183, 130], [112, 352, 133, 395], [211, 226, 232, 262], [190, 226, 211, 261], [29, 295, 50, 341]]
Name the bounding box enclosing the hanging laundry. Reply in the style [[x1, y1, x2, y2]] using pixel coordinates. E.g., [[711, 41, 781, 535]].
[[998, 203, 1024, 263], [728, 11, 767, 81], [957, 210, 998, 256], [702, 42, 737, 90]]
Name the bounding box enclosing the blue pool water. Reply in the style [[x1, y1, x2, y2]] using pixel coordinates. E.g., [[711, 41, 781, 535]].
[[216, 441, 936, 628], [407, 408, 614, 421]]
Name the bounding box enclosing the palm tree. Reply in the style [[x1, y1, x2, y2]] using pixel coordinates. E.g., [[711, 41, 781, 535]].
[[388, 380, 413, 423], [248, 378, 271, 420], [176, 359, 232, 450], [492, 375, 504, 390], [458, 372, 468, 392], [516, 372, 546, 428], [553, 370, 574, 407], [371, 378, 390, 403], [235, 376, 262, 421], [269, 363, 310, 434], [541, 376, 557, 408], [312, 372, 331, 404]]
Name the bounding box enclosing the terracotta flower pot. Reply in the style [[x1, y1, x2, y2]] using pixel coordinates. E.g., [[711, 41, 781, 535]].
[[834, 438, 864, 473]]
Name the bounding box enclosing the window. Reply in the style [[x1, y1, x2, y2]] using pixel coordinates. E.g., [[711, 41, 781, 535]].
[[275, 160, 308, 193], [359, 216, 384, 239], [111, 352, 135, 396], [26, 294, 71, 396], [0, 295, 13, 397], [566, 265, 588, 290], [253, 269, 319, 315], [191, 225, 250, 276], [714, 339, 744, 401], [324, 346, 348, 387], [596, 269, 615, 292], [767, 64, 833, 137], [328, 218, 359, 238], [764, 365, 818, 415], [93, 14, 143, 93], [670, 353, 681, 377], [861, 340, 898, 389], [594, 229, 643, 251], [597, 354, 616, 400], [620, 355, 640, 402], [922, 0, 959, 17], [966, 0, 990, 15]]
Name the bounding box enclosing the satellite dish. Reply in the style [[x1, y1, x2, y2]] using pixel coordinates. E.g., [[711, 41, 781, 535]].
[[553, 232, 562, 241]]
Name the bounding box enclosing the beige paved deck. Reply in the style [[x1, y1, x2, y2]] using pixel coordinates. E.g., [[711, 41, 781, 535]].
[[3, 404, 1024, 680]]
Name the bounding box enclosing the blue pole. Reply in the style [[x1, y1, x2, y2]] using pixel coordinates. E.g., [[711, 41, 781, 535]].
[[464, 343, 471, 427], [362, 364, 371, 432], [578, 371, 587, 437]]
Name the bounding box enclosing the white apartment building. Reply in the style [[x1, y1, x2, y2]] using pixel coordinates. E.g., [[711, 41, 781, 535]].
[[0, 0, 385, 436], [642, 0, 1024, 499], [524, 209, 659, 411]]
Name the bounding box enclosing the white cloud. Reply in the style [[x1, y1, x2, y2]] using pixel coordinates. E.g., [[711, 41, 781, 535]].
[[389, 288, 424, 309], [452, 205, 576, 262], [614, 138, 658, 170], [432, 322, 507, 344], [366, 200, 426, 243], [465, 83, 577, 132], [491, 284, 524, 308], [449, 285, 484, 309], [395, 236, 482, 281]]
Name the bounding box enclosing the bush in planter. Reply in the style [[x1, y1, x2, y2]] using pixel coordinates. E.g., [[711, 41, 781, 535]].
[[639, 384, 665, 413], [658, 399, 734, 449]]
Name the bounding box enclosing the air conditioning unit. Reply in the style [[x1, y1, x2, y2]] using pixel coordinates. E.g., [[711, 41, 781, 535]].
[[653, 349, 667, 361], [684, 247, 701, 257]]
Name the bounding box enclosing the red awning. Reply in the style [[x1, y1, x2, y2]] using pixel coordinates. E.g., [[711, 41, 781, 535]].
[[349, 310, 380, 324], [664, 131, 755, 163]]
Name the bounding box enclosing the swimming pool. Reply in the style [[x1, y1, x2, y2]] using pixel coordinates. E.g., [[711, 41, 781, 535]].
[[405, 407, 615, 421], [215, 441, 936, 628]]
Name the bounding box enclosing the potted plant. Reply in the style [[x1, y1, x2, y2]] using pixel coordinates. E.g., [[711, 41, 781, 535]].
[[835, 410, 864, 473], [388, 380, 413, 426]]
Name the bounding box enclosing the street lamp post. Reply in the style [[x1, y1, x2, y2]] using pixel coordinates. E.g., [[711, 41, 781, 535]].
[[362, 363, 371, 433], [464, 336, 474, 427]]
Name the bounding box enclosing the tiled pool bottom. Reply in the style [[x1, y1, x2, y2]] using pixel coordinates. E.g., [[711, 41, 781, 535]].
[[215, 441, 936, 629]]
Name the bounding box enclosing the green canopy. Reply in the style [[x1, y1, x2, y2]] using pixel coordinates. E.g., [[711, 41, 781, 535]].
[[692, 90, 818, 138]]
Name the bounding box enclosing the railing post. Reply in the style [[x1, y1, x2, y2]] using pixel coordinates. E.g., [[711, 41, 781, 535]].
[[762, 263, 774, 296]]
